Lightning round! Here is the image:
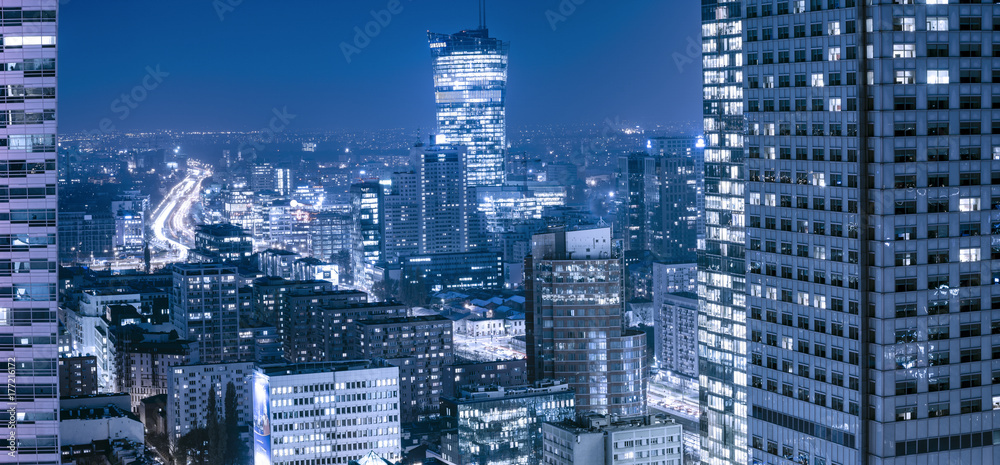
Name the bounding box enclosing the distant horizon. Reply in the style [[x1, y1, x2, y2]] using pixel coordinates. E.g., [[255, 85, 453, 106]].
[[59, 1, 702, 134]]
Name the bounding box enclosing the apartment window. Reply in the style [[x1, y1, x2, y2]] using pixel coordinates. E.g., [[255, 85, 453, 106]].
[[895, 70, 914, 84]]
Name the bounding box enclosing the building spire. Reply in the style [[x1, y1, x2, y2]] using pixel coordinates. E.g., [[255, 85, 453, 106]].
[[479, 0, 486, 30]]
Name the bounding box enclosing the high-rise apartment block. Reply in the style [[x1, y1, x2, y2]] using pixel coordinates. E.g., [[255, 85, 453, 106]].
[[170, 263, 240, 363], [525, 227, 647, 416], [0, 4, 60, 461], [351, 315, 454, 422], [419, 143, 469, 254]]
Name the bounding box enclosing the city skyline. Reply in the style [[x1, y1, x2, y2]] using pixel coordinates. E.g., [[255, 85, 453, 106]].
[[58, 1, 702, 134]]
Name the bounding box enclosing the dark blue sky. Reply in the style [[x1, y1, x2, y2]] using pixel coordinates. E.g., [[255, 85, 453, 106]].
[[60, 1, 702, 133]]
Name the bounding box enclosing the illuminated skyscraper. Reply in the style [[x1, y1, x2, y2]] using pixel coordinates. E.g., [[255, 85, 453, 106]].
[[0, 2, 60, 463], [699, 1, 746, 464], [525, 228, 647, 417], [428, 25, 508, 188]]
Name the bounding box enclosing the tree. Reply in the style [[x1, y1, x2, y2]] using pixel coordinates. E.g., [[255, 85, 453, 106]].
[[224, 381, 248, 465], [206, 386, 226, 464], [175, 427, 210, 465]]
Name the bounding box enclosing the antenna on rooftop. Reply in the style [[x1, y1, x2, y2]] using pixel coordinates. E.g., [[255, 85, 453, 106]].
[[479, 0, 486, 30]]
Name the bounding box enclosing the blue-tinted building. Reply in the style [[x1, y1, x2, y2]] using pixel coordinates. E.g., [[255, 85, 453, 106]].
[[428, 28, 509, 188], [441, 381, 576, 465]]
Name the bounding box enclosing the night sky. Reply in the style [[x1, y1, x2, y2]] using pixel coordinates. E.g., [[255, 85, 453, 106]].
[[60, 1, 702, 133]]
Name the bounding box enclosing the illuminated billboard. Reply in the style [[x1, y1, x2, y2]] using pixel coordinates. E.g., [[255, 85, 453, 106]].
[[252, 372, 272, 465]]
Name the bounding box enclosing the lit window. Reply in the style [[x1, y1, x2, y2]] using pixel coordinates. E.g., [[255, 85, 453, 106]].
[[927, 69, 950, 84], [926, 17, 949, 31], [960, 248, 981, 262], [959, 198, 981, 211]]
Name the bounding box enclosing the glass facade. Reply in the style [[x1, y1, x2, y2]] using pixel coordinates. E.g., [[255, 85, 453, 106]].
[[440, 385, 576, 465], [428, 29, 508, 188], [699, 0, 747, 465], [727, 1, 1000, 464], [526, 228, 647, 417], [0, 2, 59, 463]]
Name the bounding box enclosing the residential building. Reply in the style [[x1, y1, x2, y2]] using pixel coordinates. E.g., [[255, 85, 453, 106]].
[[169, 263, 240, 363], [419, 143, 468, 254], [351, 315, 454, 422], [166, 362, 256, 444], [653, 292, 698, 389]]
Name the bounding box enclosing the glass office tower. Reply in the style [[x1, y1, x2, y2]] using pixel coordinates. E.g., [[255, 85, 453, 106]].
[[699, 1, 747, 465], [0, 2, 60, 463], [725, 1, 1000, 464], [428, 28, 509, 188]]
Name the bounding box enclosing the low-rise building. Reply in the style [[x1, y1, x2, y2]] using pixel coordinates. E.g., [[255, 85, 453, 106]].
[[542, 414, 683, 465], [440, 381, 576, 465], [264, 361, 402, 465]]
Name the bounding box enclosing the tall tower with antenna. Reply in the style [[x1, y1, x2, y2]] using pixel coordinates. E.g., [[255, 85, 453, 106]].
[[427, 1, 508, 189]]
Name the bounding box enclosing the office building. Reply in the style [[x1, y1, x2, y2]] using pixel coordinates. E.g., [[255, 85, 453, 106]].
[[542, 414, 683, 465], [58, 211, 115, 263], [617, 148, 700, 263], [264, 361, 402, 465], [618, 153, 659, 255], [351, 181, 385, 291], [440, 381, 576, 465], [169, 263, 240, 363], [191, 223, 253, 265], [647, 135, 706, 242], [383, 171, 421, 265], [525, 228, 647, 416], [699, 1, 747, 464], [697, 2, 1000, 464], [428, 26, 509, 188], [419, 143, 469, 254], [308, 211, 353, 262], [399, 251, 503, 304], [113, 208, 145, 258], [351, 315, 454, 422]]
